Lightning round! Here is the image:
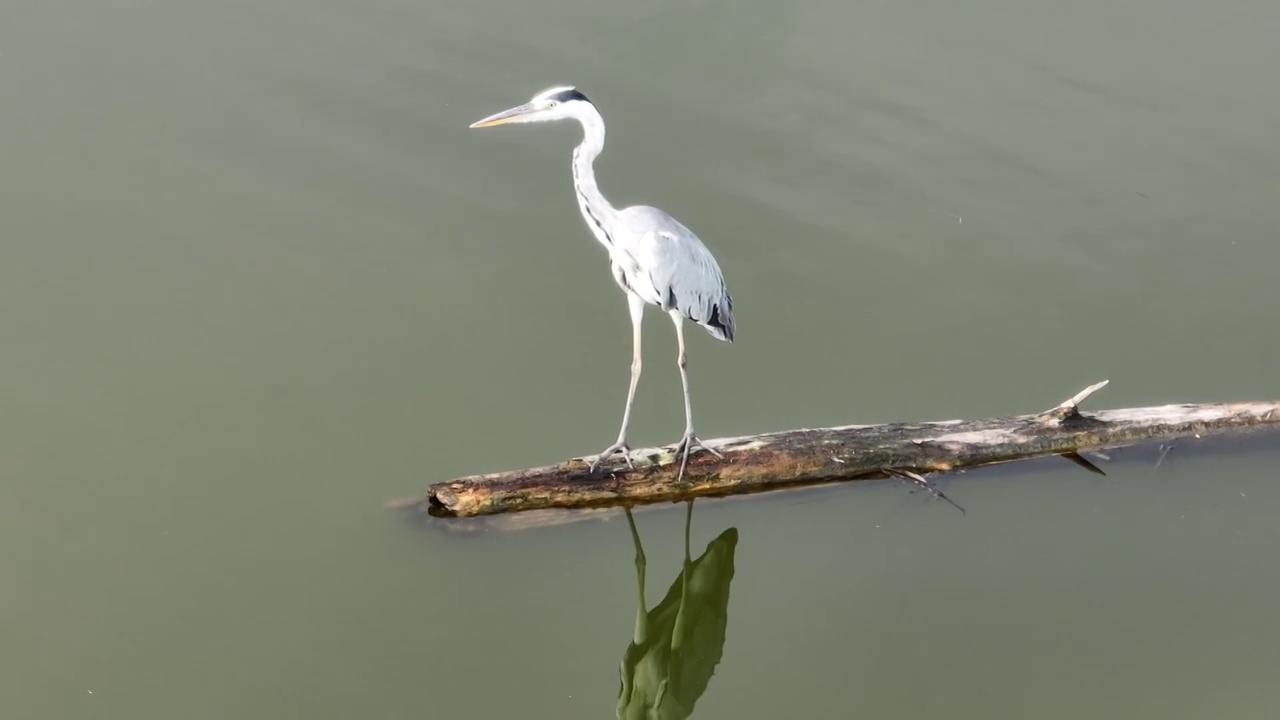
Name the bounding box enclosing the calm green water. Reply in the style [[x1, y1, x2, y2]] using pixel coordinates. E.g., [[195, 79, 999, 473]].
[[3, 0, 1280, 717]]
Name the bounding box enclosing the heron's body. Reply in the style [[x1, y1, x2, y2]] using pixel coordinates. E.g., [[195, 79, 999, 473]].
[[606, 206, 734, 341], [470, 86, 734, 478]]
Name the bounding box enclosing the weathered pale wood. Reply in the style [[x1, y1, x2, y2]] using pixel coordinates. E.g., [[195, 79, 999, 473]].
[[408, 382, 1280, 518]]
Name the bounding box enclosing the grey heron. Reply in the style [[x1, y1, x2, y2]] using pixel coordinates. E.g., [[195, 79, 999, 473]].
[[469, 86, 735, 480]]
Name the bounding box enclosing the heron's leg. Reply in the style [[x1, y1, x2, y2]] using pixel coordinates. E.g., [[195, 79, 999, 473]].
[[669, 312, 724, 482], [589, 293, 645, 473]]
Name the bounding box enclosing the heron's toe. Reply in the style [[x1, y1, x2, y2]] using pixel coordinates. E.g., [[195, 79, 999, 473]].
[[588, 441, 634, 474], [673, 432, 722, 460]]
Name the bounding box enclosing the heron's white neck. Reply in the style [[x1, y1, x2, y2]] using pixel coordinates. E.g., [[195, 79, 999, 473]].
[[570, 104, 617, 250]]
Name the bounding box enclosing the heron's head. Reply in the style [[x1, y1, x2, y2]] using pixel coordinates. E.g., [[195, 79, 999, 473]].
[[469, 86, 594, 128]]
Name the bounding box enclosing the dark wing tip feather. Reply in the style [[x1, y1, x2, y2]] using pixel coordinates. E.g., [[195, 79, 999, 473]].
[[703, 297, 735, 342]]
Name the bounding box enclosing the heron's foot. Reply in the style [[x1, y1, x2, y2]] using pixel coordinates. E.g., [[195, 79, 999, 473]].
[[672, 431, 724, 482], [588, 439, 635, 474]]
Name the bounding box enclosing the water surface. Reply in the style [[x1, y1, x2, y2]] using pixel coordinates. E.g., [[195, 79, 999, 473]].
[[3, 0, 1279, 717]]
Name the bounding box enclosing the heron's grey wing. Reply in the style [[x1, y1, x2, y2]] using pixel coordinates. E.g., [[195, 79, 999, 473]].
[[621, 206, 735, 342]]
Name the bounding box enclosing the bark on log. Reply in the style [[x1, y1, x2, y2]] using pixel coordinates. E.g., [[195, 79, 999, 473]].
[[408, 382, 1280, 518]]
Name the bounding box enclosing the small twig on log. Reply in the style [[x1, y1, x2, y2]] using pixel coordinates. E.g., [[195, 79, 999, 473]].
[[1040, 380, 1111, 425], [1060, 451, 1107, 476], [1153, 442, 1176, 475], [884, 468, 966, 514]]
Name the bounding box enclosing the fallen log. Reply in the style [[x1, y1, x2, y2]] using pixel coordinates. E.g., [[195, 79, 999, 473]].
[[405, 381, 1280, 518]]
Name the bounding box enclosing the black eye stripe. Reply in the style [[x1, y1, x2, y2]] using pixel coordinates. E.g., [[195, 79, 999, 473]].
[[546, 88, 592, 105]]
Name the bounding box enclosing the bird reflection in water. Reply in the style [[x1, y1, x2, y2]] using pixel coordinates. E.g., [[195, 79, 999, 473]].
[[616, 501, 738, 720]]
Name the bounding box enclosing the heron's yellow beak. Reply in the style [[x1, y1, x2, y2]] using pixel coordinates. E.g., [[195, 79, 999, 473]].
[[469, 102, 537, 128]]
